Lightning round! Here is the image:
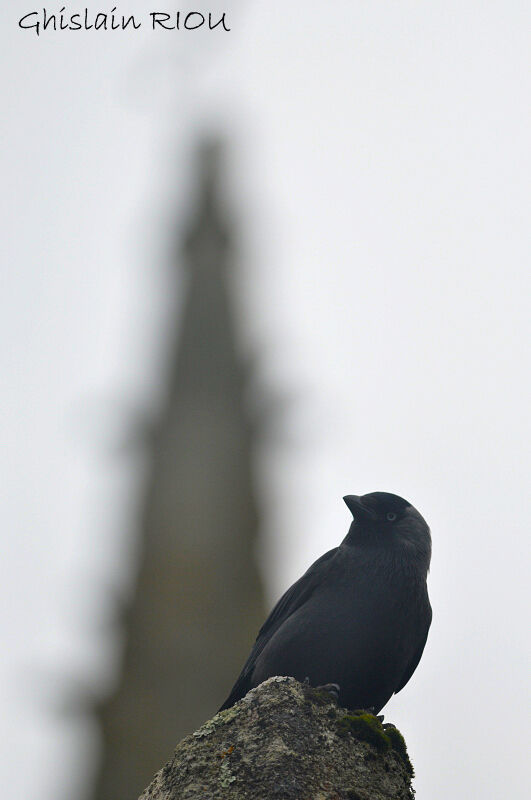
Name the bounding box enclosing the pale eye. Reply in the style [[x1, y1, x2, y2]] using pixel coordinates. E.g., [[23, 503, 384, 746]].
[[386, 512, 397, 522]]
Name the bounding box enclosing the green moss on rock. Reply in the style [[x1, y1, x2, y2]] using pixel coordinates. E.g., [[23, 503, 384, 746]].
[[385, 726, 414, 778], [337, 712, 414, 779], [337, 713, 391, 753]]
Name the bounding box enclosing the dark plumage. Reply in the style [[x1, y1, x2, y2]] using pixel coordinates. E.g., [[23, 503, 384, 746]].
[[219, 492, 432, 713]]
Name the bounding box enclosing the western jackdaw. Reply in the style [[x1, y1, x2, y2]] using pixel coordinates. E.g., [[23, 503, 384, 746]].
[[219, 492, 432, 713]]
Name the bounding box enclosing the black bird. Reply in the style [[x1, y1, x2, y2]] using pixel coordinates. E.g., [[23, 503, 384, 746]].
[[219, 492, 432, 713]]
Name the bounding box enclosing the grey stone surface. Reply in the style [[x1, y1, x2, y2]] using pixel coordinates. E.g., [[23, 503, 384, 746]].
[[139, 677, 415, 800]]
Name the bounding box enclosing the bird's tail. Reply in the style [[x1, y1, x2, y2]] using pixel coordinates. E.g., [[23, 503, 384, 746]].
[[218, 673, 251, 712]]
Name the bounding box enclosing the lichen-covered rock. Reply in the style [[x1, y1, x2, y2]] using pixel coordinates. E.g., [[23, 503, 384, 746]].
[[139, 676, 414, 800]]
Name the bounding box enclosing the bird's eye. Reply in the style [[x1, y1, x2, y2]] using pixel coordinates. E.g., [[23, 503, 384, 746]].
[[386, 512, 397, 522]]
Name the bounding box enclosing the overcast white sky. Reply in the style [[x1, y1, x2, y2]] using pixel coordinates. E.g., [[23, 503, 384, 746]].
[[2, 2, 530, 798]]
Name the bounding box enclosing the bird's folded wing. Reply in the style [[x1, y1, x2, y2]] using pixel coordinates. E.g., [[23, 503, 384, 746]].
[[394, 595, 432, 694], [218, 547, 338, 711]]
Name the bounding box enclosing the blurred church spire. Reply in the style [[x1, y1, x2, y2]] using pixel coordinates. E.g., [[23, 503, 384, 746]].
[[89, 138, 266, 800]]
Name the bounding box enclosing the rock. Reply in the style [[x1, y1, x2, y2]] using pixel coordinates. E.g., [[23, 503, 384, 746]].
[[139, 676, 415, 800]]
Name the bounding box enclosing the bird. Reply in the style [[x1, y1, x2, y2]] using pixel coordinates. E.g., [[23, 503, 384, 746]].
[[219, 492, 432, 714]]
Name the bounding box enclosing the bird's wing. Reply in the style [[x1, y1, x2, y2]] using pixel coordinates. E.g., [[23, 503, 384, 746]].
[[219, 547, 338, 711], [394, 595, 432, 694]]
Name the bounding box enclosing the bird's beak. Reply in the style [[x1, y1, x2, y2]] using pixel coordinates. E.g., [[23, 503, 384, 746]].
[[343, 495, 377, 521]]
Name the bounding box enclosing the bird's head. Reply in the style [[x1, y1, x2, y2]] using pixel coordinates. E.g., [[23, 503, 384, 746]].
[[343, 491, 431, 574]]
